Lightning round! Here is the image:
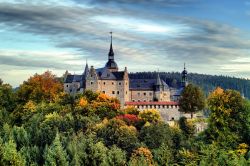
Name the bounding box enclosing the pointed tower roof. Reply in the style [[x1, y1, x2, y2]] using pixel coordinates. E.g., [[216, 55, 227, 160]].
[[83, 59, 89, 76], [156, 72, 162, 86], [105, 31, 118, 70], [109, 31, 114, 57]]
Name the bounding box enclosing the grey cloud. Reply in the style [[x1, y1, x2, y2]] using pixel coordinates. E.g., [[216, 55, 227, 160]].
[[0, 54, 81, 70], [0, 1, 250, 78]]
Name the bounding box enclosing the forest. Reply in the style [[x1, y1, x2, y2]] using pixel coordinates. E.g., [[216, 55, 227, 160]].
[[0, 71, 250, 165], [129, 72, 250, 98]]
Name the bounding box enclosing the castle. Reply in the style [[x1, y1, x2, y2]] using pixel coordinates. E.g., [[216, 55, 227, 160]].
[[64, 33, 190, 121]]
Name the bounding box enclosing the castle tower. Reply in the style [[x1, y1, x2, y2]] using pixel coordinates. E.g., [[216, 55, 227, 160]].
[[105, 32, 118, 72], [181, 63, 188, 88], [85, 66, 99, 92], [154, 72, 163, 101], [83, 60, 89, 79]]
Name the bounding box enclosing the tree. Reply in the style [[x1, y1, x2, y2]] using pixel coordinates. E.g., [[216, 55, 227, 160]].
[[0, 83, 16, 112], [178, 117, 195, 138], [67, 133, 108, 166], [17, 71, 63, 103], [205, 87, 250, 148], [129, 147, 153, 166], [179, 84, 205, 119], [138, 109, 162, 123], [107, 145, 127, 166], [44, 133, 68, 166], [139, 122, 173, 149], [152, 143, 173, 165], [0, 139, 26, 166], [97, 119, 139, 153]]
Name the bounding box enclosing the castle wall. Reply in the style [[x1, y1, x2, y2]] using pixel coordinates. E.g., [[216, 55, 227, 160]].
[[64, 82, 80, 94], [125, 103, 195, 121], [130, 90, 155, 102]]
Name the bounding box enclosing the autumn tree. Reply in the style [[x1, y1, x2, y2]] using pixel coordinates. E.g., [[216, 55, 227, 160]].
[[17, 71, 63, 103], [205, 87, 250, 148], [138, 109, 162, 123], [179, 84, 205, 119]]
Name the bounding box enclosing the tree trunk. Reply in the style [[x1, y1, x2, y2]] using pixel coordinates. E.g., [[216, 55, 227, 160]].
[[191, 112, 193, 119]]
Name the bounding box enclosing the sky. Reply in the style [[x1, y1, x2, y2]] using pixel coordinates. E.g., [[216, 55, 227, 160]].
[[0, 0, 250, 87]]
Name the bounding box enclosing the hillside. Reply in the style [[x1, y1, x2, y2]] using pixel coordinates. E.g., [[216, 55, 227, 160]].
[[129, 72, 250, 98]]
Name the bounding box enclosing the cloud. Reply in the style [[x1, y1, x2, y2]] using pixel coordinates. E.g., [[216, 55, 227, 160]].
[[0, 49, 83, 70], [0, 0, 250, 86]]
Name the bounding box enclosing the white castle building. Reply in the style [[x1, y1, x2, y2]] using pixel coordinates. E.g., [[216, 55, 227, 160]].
[[64, 34, 192, 121]]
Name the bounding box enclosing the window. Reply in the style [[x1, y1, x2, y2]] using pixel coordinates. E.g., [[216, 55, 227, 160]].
[[138, 100, 140, 102], [132, 100, 135, 102], [90, 74, 93, 77], [119, 82, 121, 85], [112, 91, 115, 94], [66, 85, 68, 87], [117, 91, 119, 94], [112, 82, 114, 85], [90, 81, 93, 85], [102, 91, 105, 94], [149, 92, 152, 96], [144, 100, 146, 102], [144, 92, 146, 96], [137, 92, 140, 96], [103, 82, 106, 85], [126, 91, 127, 94]]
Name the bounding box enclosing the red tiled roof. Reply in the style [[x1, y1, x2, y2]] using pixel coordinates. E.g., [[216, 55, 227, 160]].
[[125, 101, 178, 106]]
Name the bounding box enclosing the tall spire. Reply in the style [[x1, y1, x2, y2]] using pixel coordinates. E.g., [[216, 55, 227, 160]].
[[109, 31, 114, 59], [105, 31, 118, 71], [181, 63, 188, 88], [83, 59, 89, 77]]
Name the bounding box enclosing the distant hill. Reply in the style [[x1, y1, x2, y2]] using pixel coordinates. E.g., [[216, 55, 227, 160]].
[[129, 72, 250, 99]]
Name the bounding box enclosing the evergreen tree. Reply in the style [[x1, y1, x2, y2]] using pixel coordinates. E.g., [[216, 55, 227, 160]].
[[179, 84, 205, 118], [44, 133, 68, 166]]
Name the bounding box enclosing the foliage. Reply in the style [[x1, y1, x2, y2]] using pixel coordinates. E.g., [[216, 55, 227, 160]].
[[178, 117, 195, 138], [139, 122, 173, 149], [138, 109, 162, 123], [116, 114, 140, 126], [0, 74, 250, 165], [179, 84, 205, 118], [130, 147, 153, 166], [16, 71, 63, 103], [205, 87, 250, 148], [44, 133, 68, 166], [0, 83, 16, 112]]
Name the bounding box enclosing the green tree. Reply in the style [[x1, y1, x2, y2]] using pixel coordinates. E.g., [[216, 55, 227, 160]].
[[0, 139, 26, 166], [107, 145, 127, 166], [0, 82, 16, 112], [44, 133, 68, 166], [179, 84, 205, 119], [67, 133, 108, 166], [97, 119, 139, 153], [178, 117, 195, 138], [152, 143, 173, 165], [139, 122, 173, 149], [205, 87, 250, 148]]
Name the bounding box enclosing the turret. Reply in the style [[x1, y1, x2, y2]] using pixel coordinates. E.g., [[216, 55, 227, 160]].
[[83, 60, 89, 79], [105, 32, 118, 72], [181, 63, 188, 88]]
